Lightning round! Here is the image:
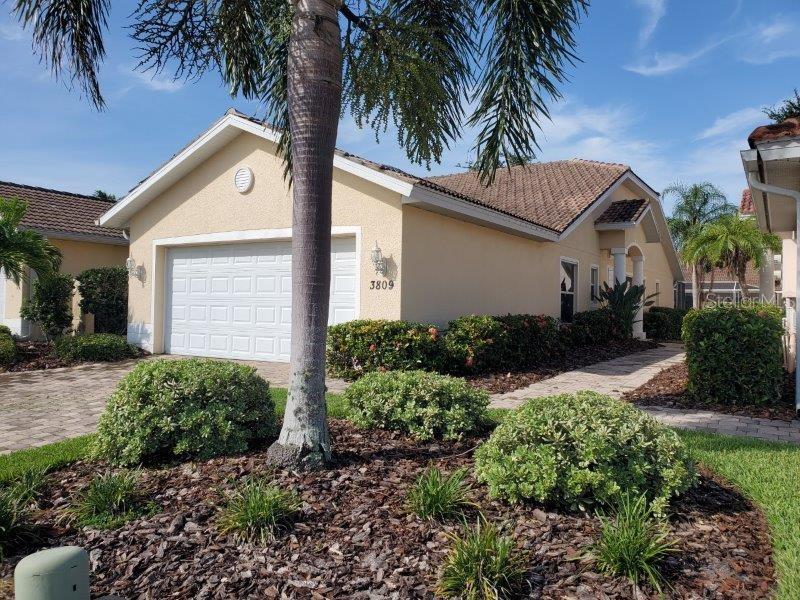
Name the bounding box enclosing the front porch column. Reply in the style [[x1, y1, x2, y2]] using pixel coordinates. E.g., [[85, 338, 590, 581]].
[[632, 255, 645, 339], [611, 247, 627, 285]]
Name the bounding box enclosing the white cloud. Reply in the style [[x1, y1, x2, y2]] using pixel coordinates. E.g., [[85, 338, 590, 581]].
[[0, 22, 24, 41], [633, 0, 666, 46], [695, 107, 764, 140], [738, 18, 800, 64], [122, 67, 184, 93], [758, 19, 793, 43], [625, 37, 730, 76]]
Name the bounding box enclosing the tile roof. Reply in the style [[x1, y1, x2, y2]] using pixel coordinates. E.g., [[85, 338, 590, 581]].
[[681, 263, 762, 287], [0, 181, 126, 241], [740, 188, 755, 215], [595, 198, 649, 224], [748, 117, 800, 148]]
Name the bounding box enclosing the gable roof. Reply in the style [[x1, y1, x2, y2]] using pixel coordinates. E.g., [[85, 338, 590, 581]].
[[748, 117, 800, 148], [595, 198, 649, 225], [0, 181, 127, 244]]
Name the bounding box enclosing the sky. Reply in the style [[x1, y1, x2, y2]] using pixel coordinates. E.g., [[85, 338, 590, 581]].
[[0, 0, 798, 214]]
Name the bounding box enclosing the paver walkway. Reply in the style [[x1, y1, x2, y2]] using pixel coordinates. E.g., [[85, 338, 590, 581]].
[[0, 358, 347, 454]]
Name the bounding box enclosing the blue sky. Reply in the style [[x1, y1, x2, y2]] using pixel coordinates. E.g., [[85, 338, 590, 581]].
[[0, 0, 797, 213]]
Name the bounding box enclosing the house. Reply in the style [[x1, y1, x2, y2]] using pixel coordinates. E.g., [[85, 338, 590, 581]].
[[0, 181, 129, 337], [741, 116, 800, 406], [98, 109, 683, 361]]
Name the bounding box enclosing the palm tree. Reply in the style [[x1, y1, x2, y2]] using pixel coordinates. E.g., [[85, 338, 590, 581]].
[[9, 0, 588, 468], [0, 197, 62, 285], [683, 214, 781, 300], [663, 182, 736, 308]]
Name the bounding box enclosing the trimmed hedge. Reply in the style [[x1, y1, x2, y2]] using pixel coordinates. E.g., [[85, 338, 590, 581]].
[[327, 319, 442, 379], [474, 391, 695, 511], [0, 325, 11, 337], [76, 266, 128, 335], [565, 308, 618, 346], [644, 307, 688, 341], [55, 333, 137, 363], [95, 359, 277, 465], [0, 333, 14, 367], [683, 303, 783, 405], [343, 370, 490, 441]]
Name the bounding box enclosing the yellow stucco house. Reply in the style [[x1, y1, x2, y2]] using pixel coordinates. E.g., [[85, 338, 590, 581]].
[[98, 110, 683, 361], [0, 181, 129, 336]]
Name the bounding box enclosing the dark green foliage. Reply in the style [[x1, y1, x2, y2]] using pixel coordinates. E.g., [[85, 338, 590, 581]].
[[406, 466, 473, 520], [586, 493, 676, 592], [326, 319, 443, 380], [0, 196, 62, 285], [95, 359, 277, 465], [683, 303, 783, 405], [0, 325, 11, 336], [69, 471, 150, 529], [0, 332, 14, 367], [20, 273, 74, 340], [598, 280, 655, 339], [76, 266, 128, 334], [218, 479, 301, 543], [343, 370, 490, 441], [55, 333, 136, 363], [566, 308, 618, 346], [474, 392, 695, 511], [644, 307, 688, 341], [437, 519, 526, 600], [0, 487, 39, 561], [764, 89, 800, 123]]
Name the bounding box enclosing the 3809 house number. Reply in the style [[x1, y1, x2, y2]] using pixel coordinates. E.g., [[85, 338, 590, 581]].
[[370, 280, 395, 290]]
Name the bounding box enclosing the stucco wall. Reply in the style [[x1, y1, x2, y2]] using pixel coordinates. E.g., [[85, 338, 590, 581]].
[[125, 131, 404, 352], [782, 235, 796, 299]]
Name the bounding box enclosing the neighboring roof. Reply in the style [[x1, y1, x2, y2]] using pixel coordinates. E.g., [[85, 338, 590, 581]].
[[0, 181, 126, 243], [740, 188, 754, 215], [748, 117, 800, 148], [681, 263, 761, 287], [595, 198, 649, 224]]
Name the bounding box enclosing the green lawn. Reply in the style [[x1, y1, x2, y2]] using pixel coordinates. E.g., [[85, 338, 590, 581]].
[[0, 435, 95, 484], [677, 430, 800, 599]]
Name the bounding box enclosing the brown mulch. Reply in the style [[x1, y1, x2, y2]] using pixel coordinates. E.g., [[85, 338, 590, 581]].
[[1, 340, 147, 373], [467, 339, 659, 394], [624, 363, 798, 422], [0, 421, 774, 599]]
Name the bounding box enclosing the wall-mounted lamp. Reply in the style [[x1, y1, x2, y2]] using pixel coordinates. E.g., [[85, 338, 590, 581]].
[[125, 257, 143, 281], [370, 241, 388, 277]]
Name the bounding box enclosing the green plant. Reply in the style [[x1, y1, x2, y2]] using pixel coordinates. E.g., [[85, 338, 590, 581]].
[[69, 470, 148, 529], [343, 370, 489, 441], [586, 493, 676, 592], [598, 280, 655, 339], [683, 303, 783, 405], [76, 266, 128, 334], [644, 307, 688, 341], [218, 478, 301, 543], [566, 308, 616, 346], [0, 196, 61, 285], [0, 488, 39, 561], [406, 466, 473, 520], [495, 313, 561, 367], [764, 89, 800, 123], [326, 319, 443, 379], [20, 273, 74, 340], [0, 325, 11, 336], [2, 470, 46, 506], [95, 359, 277, 465], [437, 519, 526, 600], [474, 391, 695, 511], [55, 333, 136, 362], [0, 332, 14, 367], [0, 435, 95, 484]]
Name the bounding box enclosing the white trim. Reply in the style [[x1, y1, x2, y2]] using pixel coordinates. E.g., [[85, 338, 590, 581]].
[[590, 264, 600, 306], [27, 228, 129, 246], [559, 256, 579, 320]]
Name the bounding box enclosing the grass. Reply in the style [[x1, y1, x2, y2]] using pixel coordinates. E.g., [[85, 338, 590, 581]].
[[0, 435, 95, 484], [68, 470, 150, 529], [217, 478, 302, 543], [677, 430, 800, 599], [406, 466, 473, 521]]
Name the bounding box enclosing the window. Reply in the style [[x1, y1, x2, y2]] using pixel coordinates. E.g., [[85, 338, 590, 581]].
[[560, 259, 577, 322], [590, 266, 600, 304]]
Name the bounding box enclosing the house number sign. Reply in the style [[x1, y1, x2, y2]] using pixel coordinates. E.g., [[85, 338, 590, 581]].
[[370, 280, 395, 290]]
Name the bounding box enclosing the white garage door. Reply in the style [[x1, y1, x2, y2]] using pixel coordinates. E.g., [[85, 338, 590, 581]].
[[165, 237, 357, 361]]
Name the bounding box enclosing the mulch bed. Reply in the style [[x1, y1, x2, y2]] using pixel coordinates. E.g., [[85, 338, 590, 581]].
[[467, 339, 659, 394], [0, 421, 774, 599], [1, 340, 147, 373], [624, 362, 798, 422]]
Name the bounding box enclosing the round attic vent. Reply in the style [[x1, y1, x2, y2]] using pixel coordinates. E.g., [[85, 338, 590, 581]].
[[234, 167, 254, 193]]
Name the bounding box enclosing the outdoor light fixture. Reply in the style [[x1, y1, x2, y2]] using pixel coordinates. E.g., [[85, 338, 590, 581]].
[[125, 257, 143, 280], [370, 241, 388, 276]]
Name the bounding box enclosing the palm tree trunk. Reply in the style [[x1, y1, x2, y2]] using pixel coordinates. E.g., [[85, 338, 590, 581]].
[[691, 263, 700, 309], [707, 269, 715, 304], [267, 0, 342, 469]]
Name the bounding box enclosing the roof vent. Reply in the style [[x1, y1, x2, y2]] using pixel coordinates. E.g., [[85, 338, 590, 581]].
[[234, 167, 254, 193]]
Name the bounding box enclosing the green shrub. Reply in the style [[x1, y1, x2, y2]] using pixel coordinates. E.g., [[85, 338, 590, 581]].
[[55, 333, 136, 362], [76, 266, 128, 334], [406, 466, 473, 520], [68, 471, 149, 529], [0, 488, 39, 560], [218, 478, 301, 543], [20, 273, 74, 340], [683, 303, 783, 405], [0, 325, 11, 336], [327, 319, 443, 379], [496, 313, 561, 367], [95, 359, 277, 465], [474, 392, 694, 511], [0, 332, 14, 367], [343, 370, 490, 441], [437, 519, 526, 600], [586, 493, 676, 592], [566, 308, 617, 346], [644, 307, 688, 341]]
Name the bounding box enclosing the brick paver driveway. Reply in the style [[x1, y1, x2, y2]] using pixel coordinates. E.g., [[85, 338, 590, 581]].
[[0, 358, 347, 454]]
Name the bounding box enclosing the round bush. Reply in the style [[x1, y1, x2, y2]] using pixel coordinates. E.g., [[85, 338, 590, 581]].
[[474, 391, 694, 510], [0, 325, 12, 337], [0, 332, 15, 367], [55, 333, 137, 362], [95, 359, 277, 465], [343, 370, 490, 441]]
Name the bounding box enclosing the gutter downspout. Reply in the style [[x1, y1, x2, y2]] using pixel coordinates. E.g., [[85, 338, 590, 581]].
[[748, 172, 800, 412]]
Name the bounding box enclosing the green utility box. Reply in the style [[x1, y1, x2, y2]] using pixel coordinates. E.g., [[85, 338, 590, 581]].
[[14, 547, 89, 600]]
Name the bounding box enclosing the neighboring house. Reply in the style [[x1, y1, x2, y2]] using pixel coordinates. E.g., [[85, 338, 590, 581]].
[[0, 181, 129, 337], [741, 117, 800, 404], [98, 109, 683, 361]]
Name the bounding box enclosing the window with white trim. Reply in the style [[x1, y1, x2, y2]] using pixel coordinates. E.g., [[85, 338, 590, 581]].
[[590, 266, 600, 304], [560, 259, 577, 322]]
